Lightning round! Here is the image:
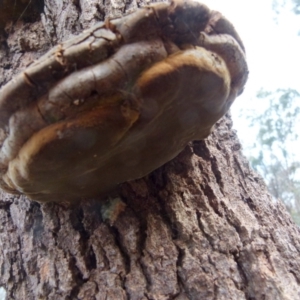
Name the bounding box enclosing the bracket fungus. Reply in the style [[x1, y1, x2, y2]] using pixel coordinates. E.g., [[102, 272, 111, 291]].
[[0, 0, 248, 202]]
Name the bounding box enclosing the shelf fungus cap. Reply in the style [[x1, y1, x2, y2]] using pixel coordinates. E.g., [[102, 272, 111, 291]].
[[0, 0, 248, 202]]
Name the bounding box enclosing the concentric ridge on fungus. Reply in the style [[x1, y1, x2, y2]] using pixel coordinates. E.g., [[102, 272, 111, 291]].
[[0, 0, 248, 202]]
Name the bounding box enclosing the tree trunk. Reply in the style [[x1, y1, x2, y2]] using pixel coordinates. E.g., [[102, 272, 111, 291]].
[[0, 1, 300, 299]]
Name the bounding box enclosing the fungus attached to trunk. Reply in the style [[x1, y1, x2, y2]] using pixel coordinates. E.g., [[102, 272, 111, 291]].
[[0, 0, 248, 202]]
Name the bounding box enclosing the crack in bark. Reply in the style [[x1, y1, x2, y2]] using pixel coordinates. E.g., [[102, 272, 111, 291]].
[[109, 225, 130, 275], [69, 207, 100, 276], [201, 183, 224, 218], [139, 251, 152, 294], [68, 256, 86, 299], [192, 140, 211, 161], [210, 156, 225, 191], [218, 201, 246, 244], [175, 246, 189, 299], [196, 211, 214, 249], [231, 252, 248, 298]]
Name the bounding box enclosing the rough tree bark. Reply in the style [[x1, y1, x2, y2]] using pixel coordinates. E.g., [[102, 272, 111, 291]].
[[0, 1, 300, 300]]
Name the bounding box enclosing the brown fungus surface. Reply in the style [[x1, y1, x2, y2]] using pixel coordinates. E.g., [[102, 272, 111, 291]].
[[0, 0, 248, 202]]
